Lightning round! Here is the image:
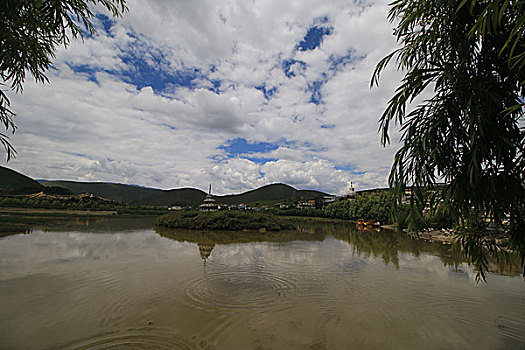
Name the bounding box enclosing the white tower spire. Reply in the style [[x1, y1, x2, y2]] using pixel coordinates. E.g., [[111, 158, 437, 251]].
[[348, 182, 356, 197]]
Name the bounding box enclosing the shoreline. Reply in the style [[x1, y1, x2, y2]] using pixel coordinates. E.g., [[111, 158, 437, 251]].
[[414, 228, 455, 245], [0, 207, 117, 216]]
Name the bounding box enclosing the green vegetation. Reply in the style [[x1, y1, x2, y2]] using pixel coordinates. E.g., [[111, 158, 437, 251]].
[[0, 193, 124, 210], [0, 194, 172, 216], [272, 207, 327, 219], [1, 0, 127, 160], [320, 192, 453, 230], [372, 0, 525, 280], [156, 210, 295, 231], [0, 166, 44, 194], [324, 193, 392, 223], [395, 203, 453, 231]]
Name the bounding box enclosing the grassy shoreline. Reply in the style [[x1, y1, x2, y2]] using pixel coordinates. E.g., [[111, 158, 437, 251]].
[[0, 207, 169, 217], [0, 208, 117, 216]]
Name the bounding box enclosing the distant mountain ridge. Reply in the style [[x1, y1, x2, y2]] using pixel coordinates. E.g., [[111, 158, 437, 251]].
[[216, 184, 327, 205], [0, 166, 44, 194], [40, 180, 161, 204], [133, 183, 328, 207], [1, 166, 330, 206], [133, 188, 207, 207]]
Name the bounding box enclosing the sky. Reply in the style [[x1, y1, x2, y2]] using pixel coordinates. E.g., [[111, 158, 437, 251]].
[[4, 0, 404, 195]]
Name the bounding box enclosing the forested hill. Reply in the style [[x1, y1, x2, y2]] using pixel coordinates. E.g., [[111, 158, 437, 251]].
[[40, 181, 328, 206], [217, 183, 327, 205], [1, 166, 329, 206], [40, 180, 162, 204], [135, 183, 328, 207], [133, 188, 207, 207], [0, 166, 45, 194]]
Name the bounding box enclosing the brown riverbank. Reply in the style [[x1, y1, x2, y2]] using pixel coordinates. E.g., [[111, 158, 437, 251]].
[[416, 228, 455, 244], [381, 224, 455, 245]]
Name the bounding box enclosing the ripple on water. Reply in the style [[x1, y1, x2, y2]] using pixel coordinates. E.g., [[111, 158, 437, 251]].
[[184, 269, 297, 311], [62, 328, 197, 350], [495, 315, 525, 344]]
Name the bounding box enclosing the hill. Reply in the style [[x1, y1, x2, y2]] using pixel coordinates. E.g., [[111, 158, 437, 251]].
[[0, 166, 44, 194], [133, 188, 207, 207], [39, 182, 329, 207], [217, 183, 327, 205], [40, 180, 161, 204], [133, 184, 327, 207], [2, 167, 330, 207]]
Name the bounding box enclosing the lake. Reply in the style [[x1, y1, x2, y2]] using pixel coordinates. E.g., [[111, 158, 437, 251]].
[[0, 217, 524, 349]]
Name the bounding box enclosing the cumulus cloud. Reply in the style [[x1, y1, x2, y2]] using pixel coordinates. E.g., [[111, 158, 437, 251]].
[[4, 0, 402, 194]]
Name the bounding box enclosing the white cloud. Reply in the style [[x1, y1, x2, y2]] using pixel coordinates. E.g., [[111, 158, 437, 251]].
[[4, 0, 403, 195]]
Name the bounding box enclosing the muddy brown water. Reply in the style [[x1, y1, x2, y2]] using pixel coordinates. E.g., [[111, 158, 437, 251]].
[[0, 217, 524, 349]]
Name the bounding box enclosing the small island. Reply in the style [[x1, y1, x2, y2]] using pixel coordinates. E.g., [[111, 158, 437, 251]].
[[156, 210, 295, 231]]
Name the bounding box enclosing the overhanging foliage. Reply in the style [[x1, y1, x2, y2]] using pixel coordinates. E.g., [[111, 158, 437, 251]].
[[372, 0, 525, 280], [0, 0, 128, 160]]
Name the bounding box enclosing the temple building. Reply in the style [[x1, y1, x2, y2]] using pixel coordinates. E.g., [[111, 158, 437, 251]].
[[199, 184, 219, 212], [348, 182, 356, 198], [338, 182, 357, 201]]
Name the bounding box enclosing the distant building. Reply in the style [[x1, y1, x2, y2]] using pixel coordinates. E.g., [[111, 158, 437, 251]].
[[297, 199, 316, 209], [339, 182, 357, 201], [402, 188, 413, 204], [322, 195, 337, 208], [199, 184, 219, 212], [356, 187, 389, 196], [348, 182, 356, 198]]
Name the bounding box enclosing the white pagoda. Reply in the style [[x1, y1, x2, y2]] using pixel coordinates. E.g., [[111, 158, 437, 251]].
[[199, 184, 219, 211], [348, 182, 356, 198]]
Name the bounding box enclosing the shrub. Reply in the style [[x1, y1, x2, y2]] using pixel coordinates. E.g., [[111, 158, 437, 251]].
[[156, 210, 294, 231]]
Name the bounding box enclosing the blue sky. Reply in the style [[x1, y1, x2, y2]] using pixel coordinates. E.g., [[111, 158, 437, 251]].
[[5, 0, 401, 195]]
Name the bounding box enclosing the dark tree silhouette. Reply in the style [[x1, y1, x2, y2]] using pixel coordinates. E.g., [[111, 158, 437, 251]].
[[372, 0, 525, 281]]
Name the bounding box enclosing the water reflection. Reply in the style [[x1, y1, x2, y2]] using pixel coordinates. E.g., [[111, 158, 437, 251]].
[[41, 216, 157, 232], [156, 221, 521, 276], [156, 226, 325, 245], [1, 215, 521, 276], [198, 243, 215, 263], [0, 215, 156, 234], [1, 218, 524, 349]]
